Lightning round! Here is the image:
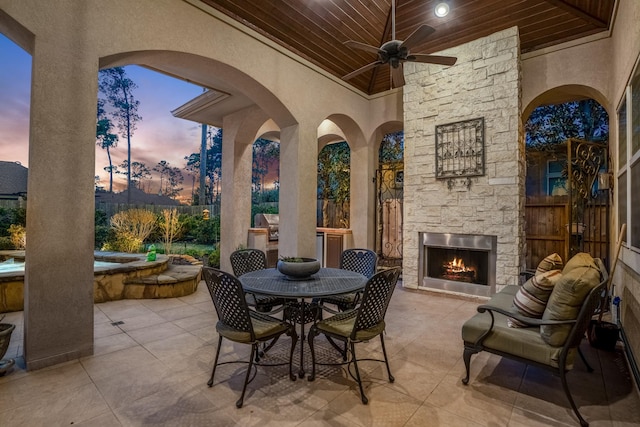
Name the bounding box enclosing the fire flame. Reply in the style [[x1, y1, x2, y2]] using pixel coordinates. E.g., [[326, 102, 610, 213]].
[[445, 257, 472, 273]]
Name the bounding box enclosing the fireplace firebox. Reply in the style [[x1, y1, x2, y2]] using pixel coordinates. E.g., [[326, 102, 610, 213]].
[[418, 232, 497, 297]]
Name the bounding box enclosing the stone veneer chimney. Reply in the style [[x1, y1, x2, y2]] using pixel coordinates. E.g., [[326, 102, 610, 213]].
[[402, 26, 525, 293]]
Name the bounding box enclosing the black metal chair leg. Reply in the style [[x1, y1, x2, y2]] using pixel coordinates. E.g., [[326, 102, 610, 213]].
[[208, 335, 223, 387], [325, 335, 347, 360], [288, 328, 298, 381], [237, 345, 256, 408], [559, 360, 589, 427], [307, 326, 318, 381], [462, 346, 474, 385], [350, 341, 368, 404], [261, 335, 281, 356], [577, 347, 594, 372], [379, 334, 394, 382]]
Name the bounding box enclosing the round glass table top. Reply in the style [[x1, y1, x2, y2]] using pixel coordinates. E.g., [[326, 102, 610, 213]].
[[239, 267, 367, 298]]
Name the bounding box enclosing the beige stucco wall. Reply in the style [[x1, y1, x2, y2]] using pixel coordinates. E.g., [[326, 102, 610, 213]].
[[0, 0, 402, 369], [521, 0, 640, 371]]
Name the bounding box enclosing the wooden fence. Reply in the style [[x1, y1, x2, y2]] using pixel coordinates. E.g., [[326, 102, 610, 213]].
[[525, 195, 609, 270], [95, 202, 219, 218]]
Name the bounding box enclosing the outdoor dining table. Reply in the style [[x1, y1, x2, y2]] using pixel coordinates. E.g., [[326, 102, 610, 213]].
[[239, 267, 367, 378]]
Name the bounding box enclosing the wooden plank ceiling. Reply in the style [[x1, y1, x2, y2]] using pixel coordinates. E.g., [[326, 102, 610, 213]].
[[199, 0, 615, 95]]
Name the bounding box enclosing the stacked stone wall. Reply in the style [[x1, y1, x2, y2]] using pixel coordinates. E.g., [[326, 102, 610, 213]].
[[402, 26, 525, 292]]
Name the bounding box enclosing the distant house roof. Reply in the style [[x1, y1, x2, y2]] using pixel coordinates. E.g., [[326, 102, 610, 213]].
[[95, 187, 181, 206], [0, 161, 28, 199]]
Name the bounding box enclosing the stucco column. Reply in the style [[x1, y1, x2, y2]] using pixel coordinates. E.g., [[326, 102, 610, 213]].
[[219, 114, 253, 272], [349, 133, 376, 249], [279, 122, 317, 258], [24, 16, 97, 369]]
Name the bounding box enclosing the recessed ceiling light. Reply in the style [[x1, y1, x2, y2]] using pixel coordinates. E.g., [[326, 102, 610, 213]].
[[434, 3, 449, 18]]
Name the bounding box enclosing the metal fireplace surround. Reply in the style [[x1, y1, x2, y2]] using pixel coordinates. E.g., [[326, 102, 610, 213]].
[[418, 232, 497, 297]]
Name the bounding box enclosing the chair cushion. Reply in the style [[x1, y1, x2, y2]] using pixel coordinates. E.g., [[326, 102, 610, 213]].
[[508, 269, 563, 327], [540, 253, 602, 346], [535, 253, 563, 276], [216, 312, 289, 343], [462, 304, 576, 369], [316, 309, 385, 342]]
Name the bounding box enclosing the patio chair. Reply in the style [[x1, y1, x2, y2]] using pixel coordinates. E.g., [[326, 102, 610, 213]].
[[230, 248, 285, 312], [202, 267, 298, 408], [320, 248, 378, 311], [308, 267, 401, 404]]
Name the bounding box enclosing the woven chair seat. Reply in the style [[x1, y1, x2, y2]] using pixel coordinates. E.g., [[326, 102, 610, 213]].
[[315, 309, 385, 342], [217, 311, 290, 343]]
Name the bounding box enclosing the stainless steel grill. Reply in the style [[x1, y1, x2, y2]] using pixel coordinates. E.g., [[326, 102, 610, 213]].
[[254, 214, 279, 241]]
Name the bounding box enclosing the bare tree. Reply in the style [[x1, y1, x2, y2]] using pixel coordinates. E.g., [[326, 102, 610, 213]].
[[117, 160, 150, 190], [154, 160, 184, 199]]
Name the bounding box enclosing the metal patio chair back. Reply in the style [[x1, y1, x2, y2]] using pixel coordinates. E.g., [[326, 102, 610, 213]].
[[202, 267, 297, 408], [308, 267, 401, 404], [230, 248, 284, 312], [321, 248, 378, 311]]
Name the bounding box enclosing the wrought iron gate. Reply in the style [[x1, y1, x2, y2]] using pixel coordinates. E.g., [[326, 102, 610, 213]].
[[566, 139, 610, 264], [375, 161, 403, 267]]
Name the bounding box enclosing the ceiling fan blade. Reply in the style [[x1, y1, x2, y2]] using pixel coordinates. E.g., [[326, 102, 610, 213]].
[[391, 64, 405, 87], [407, 54, 457, 66], [400, 25, 436, 50], [344, 40, 381, 54], [342, 61, 383, 80]]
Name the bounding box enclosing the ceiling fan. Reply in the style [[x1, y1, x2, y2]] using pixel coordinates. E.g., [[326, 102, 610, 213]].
[[342, 0, 457, 88]]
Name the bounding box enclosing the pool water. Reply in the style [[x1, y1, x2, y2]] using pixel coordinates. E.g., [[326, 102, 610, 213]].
[[0, 258, 121, 274]]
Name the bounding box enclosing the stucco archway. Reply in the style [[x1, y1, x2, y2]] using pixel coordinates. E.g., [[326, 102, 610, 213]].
[[522, 84, 611, 269], [522, 84, 611, 123]]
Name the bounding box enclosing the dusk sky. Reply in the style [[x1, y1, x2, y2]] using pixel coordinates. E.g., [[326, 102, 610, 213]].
[[0, 33, 210, 202]]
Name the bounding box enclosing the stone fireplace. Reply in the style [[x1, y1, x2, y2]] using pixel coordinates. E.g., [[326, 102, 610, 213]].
[[419, 232, 497, 297], [402, 26, 525, 296]]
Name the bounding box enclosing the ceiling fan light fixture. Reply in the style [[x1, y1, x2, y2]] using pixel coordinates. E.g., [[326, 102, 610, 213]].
[[434, 3, 449, 18]]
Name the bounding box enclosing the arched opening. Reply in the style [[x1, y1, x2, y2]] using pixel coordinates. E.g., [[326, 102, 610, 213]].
[[524, 93, 610, 268], [0, 34, 30, 255]]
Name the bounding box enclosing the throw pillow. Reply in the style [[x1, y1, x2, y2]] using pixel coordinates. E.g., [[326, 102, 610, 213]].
[[535, 253, 563, 276], [540, 252, 602, 346], [508, 269, 563, 328]]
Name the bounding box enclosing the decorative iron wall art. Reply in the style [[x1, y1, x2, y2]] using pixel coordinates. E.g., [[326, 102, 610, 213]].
[[435, 118, 485, 188]]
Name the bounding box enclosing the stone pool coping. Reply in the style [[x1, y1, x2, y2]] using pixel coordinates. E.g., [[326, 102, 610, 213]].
[[0, 250, 202, 312]]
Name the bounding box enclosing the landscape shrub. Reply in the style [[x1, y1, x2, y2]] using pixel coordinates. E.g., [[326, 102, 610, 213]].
[[208, 245, 220, 268], [158, 208, 183, 255], [0, 236, 13, 250], [95, 209, 112, 249], [104, 209, 156, 253], [0, 207, 26, 238], [193, 215, 220, 244], [8, 224, 26, 249]]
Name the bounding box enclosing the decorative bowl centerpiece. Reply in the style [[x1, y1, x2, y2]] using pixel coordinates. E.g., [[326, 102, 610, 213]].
[[277, 257, 320, 280]]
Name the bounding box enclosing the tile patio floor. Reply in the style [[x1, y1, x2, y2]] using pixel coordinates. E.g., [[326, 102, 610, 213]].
[[0, 280, 639, 426]]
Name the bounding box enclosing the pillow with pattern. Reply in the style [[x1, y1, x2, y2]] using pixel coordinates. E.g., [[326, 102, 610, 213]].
[[535, 253, 563, 276], [508, 269, 563, 328]]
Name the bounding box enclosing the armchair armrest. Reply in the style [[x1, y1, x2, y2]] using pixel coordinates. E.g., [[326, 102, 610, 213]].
[[470, 304, 578, 348], [519, 269, 536, 281], [477, 304, 578, 327]]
